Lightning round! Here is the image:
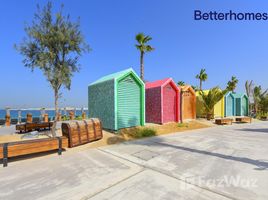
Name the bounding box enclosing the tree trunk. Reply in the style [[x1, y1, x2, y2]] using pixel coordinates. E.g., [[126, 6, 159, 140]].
[[54, 89, 59, 119], [51, 89, 59, 137], [140, 51, 144, 82], [200, 80, 202, 91]]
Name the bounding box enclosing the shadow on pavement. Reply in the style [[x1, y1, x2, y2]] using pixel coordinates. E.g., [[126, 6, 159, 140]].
[[149, 138, 268, 171], [236, 128, 268, 133]]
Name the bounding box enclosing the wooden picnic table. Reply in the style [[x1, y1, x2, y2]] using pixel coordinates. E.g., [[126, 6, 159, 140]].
[[16, 122, 53, 133], [215, 118, 233, 125], [235, 117, 252, 123]]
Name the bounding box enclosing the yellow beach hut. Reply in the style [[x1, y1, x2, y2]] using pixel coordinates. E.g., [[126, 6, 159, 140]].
[[196, 90, 225, 118]]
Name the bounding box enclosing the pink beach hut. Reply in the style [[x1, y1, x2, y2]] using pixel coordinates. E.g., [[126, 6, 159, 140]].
[[145, 78, 181, 124]]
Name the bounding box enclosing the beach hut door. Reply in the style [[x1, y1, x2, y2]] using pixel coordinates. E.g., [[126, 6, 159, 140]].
[[117, 75, 141, 129]]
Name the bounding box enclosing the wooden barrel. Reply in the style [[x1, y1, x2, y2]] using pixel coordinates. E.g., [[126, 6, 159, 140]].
[[61, 119, 103, 148]]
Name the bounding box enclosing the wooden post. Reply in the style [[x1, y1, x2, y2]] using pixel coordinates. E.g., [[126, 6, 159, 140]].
[[43, 114, 49, 122], [69, 111, 75, 120], [82, 112, 86, 120], [57, 113, 62, 121], [26, 113, 32, 123], [5, 115, 11, 126]]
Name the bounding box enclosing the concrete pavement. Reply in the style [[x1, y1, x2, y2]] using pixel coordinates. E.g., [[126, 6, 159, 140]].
[[0, 122, 268, 200]]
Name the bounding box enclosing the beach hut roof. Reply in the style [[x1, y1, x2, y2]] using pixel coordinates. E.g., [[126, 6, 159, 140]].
[[89, 68, 141, 86], [225, 91, 235, 97], [179, 85, 195, 94], [145, 78, 179, 90], [232, 93, 248, 99]]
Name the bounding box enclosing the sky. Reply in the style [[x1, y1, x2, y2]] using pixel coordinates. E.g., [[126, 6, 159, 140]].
[[0, 0, 268, 108]]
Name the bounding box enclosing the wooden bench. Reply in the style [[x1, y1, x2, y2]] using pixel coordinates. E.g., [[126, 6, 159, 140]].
[[16, 122, 53, 133], [235, 117, 252, 123], [215, 118, 233, 125], [0, 136, 68, 167]]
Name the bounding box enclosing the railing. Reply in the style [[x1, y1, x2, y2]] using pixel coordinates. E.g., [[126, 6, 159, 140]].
[[0, 107, 89, 126]]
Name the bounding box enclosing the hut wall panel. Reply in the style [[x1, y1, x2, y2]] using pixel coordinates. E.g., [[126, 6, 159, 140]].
[[241, 96, 249, 116], [117, 75, 141, 129], [163, 83, 177, 123], [225, 92, 235, 117], [182, 90, 196, 120], [88, 79, 115, 130], [145, 87, 162, 124]]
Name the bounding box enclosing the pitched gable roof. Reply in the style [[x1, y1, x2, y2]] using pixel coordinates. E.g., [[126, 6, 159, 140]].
[[90, 68, 134, 86]]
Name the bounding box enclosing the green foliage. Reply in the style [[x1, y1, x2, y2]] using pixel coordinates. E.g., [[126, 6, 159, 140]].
[[62, 115, 70, 121], [177, 123, 189, 128], [191, 85, 198, 91], [15, 1, 90, 117], [195, 68, 208, 91], [135, 127, 156, 138], [135, 33, 154, 53], [257, 112, 268, 119], [75, 116, 83, 120], [199, 87, 228, 118], [253, 85, 268, 114], [135, 33, 154, 81], [123, 127, 156, 138], [177, 81, 185, 86], [226, 76, 238, 92]]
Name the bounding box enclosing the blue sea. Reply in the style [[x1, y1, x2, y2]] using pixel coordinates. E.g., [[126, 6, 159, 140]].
[[0, 109, 88, 120]]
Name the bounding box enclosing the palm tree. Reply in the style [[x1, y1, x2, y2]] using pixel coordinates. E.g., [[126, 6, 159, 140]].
[[226, 76, 238, 92], [195, 68, 208, 91], [135, 33, 154, 81], [253, 86, 268, 113], [177, 81, 185, 86], [199, 87, 228, 120]]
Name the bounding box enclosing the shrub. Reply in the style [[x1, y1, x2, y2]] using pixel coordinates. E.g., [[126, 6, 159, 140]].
[[75, 116, 83, 120], [177, 123, 189, 128], [120, 127, 156, 138]]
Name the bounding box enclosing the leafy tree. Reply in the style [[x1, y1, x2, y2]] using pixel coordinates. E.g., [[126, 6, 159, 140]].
[[199, 87, 227, 120], [135, 33, 154, 81], [177, 81, 185, 86], [226, 76, 238, 92], [195, 68, 208, 91], [16, 2, 90, 129]]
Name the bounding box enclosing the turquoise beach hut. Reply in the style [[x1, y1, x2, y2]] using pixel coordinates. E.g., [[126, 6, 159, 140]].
[[233, 93, 249, 116], [224, 92, 236, 117], [88, 68, 145, 130]]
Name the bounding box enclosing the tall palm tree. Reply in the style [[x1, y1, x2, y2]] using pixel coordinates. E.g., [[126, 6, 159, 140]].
[[195, 68, 208, 91], [200, 87, 228, 120], [226, 76, 238, 92], [135, 33, 154, 81]]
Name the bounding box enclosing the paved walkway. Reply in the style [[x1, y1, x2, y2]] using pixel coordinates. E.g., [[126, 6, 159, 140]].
[[0, 122, 268, 200]]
